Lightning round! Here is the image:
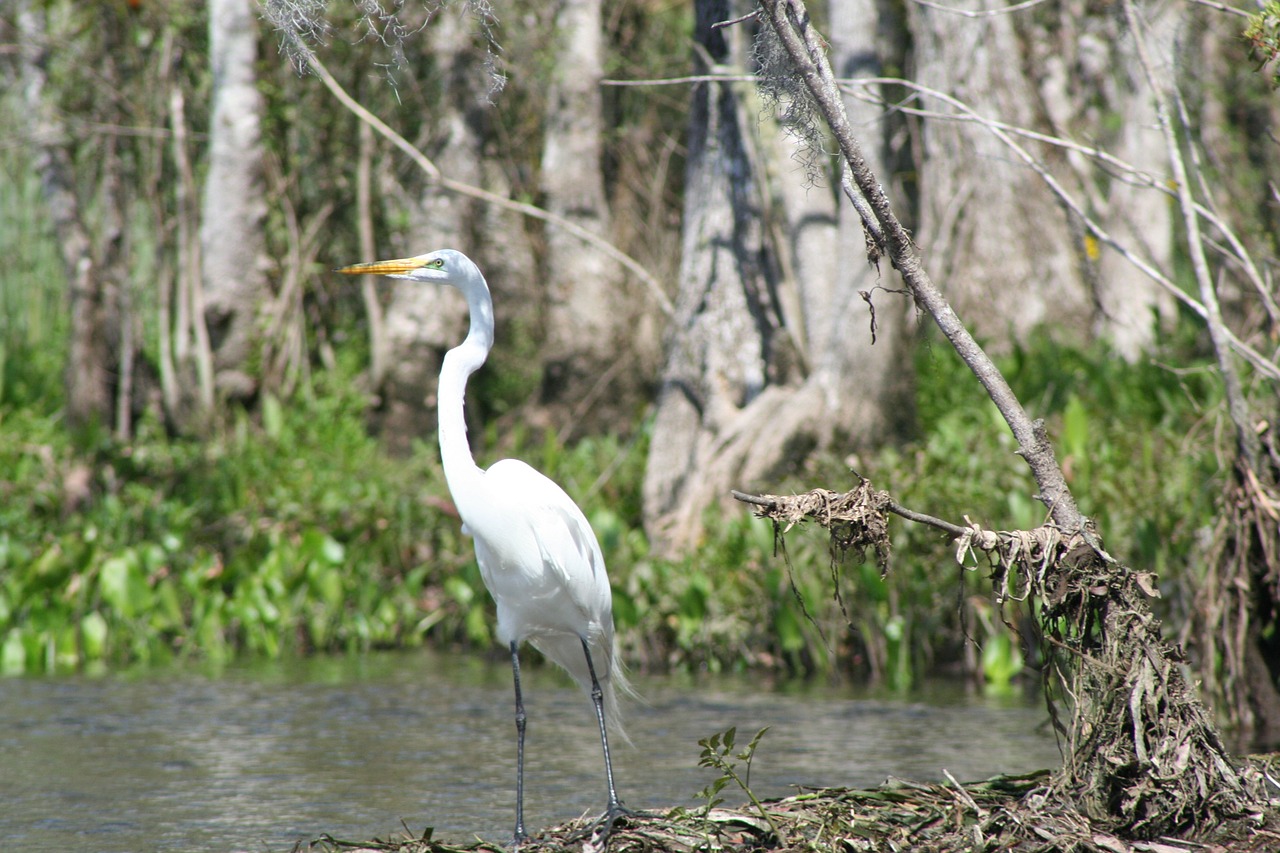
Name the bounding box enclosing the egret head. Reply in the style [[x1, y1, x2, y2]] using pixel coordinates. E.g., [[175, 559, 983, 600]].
[[336, 248, 481, 288]]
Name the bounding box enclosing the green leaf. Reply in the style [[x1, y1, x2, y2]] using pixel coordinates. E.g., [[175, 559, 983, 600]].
[[1, 629, 27, 674], [262, 392, 284, 440], [99, 554, 142, 618], [81, 611, 108, 659]]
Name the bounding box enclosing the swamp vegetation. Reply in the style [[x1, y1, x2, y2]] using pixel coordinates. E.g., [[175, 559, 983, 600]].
[[5, 0, 1280, 850]]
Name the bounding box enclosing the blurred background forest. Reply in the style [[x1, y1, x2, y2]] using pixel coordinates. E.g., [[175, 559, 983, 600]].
[[2, 0, 1278, 740]]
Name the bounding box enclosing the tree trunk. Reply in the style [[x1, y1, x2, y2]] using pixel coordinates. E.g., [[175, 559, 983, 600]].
[[538, 0, 648, 437], [642, 0, 917, 555], [166, 77, 218, 428], [371, 5, 537, 454], [201, 0, 269, 402], [19, 0, 119, 431], [907, 0, 1090, 348], [1027, 0, 1177, 358], [642, 0, 798, 555], [820, 0, 915, 443]]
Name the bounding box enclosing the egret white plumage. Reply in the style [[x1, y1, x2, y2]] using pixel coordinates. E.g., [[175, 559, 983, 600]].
[[337, 249, 630, 843]]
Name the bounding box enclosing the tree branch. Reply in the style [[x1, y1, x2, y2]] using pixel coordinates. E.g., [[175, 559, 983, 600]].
[[297, 46, 675, 319], [732, 489, 997, 542], [840, 75, 1280, 382], [1123, 0, 1263, 472], [758, 0, 1087, 536]]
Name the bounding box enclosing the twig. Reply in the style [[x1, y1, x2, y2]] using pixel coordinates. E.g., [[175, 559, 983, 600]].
[[885, 499, 969, 538], [730, 490, 777, 509], [758, 0, 1088, 537], [297, 45, 675, 318], [1123, 0, 1264, 471], [712, 10, 760, 29], [910, 0, 1052, 19], [601, 73, 758, 87], [1186, 0, 1252, 17]]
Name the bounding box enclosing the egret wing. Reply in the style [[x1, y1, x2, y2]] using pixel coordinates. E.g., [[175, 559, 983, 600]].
[[483, 458, 611, 622]]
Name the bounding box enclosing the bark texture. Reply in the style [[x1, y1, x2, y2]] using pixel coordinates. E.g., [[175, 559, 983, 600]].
[[372, 6, 536, 453], [643, 0, 794, 555], [907, 0, 1176, 355], [908, 0, 1089, 346], [642, 0, 918, 555], [201, 0, 269, 401], [538, 0, 649, 437], [19, 1, 121, 430], [821, 0, 915, 443]]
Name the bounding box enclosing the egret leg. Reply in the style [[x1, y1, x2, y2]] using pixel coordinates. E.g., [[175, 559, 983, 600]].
[[579, 638, 624, 817], [509, 641, 529, 845]]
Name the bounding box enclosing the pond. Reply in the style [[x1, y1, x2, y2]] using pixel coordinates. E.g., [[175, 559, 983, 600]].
[[0, 649, 1060, 852]]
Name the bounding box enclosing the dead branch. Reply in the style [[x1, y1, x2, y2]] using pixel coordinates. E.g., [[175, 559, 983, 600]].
[[758, 0, 1087, 539], [1124, 0, 1264, 473], [750, 0, 1270, 837], [733, 488, 967, 538], [838, 75, 1280, 383]]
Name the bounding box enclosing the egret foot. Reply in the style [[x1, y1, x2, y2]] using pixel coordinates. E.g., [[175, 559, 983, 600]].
[[580, 801, 654, 844]]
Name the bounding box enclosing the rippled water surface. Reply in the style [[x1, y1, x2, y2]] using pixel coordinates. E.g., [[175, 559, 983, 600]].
[[0, 651, 1060, 851]]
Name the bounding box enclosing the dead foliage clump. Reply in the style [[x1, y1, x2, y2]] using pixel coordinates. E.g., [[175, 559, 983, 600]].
[[1180, 457, 1280, 738], [735, 481, 892, 574], [735, 481, 1276, 843], [302, 765, 1280, 853]]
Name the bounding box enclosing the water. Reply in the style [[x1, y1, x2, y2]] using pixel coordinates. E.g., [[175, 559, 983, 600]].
[[0, 650, 1060, 852]]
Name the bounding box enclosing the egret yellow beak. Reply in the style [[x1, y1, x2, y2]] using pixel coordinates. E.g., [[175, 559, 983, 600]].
[[335, 257, 430, 276]]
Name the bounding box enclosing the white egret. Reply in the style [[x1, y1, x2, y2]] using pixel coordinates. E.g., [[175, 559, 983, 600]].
[[337, 249, 630, 843]]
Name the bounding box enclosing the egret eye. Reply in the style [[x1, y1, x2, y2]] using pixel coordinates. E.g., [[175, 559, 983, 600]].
[[429, 258, 445, 269]]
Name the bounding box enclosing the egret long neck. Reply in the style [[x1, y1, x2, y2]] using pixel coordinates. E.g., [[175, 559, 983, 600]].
[[437, 283, 495, 505]]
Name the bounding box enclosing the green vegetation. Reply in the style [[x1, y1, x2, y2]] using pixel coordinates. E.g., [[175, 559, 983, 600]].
[[693, 726, 782, 843], [1245, 1, 1280, 88], [0, 64, 1232, 683], [0, 297, 1228, 687]]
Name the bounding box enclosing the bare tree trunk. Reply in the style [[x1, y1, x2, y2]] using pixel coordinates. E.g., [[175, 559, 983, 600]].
[[1028, 0, 1177, 358], [372, 5, 536, 453], [642, 0, 917, 555], [821, 0, 915, 442], [905, 0, 1179, 356], [642, 0, 798, 555], [538, 0, 646, 437], [907, 0, 1091, 348], [19, 0, 118, 430], [167, 78, 217, 426], [357, 120, 389, 391], [201, 0, 269, 402]]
